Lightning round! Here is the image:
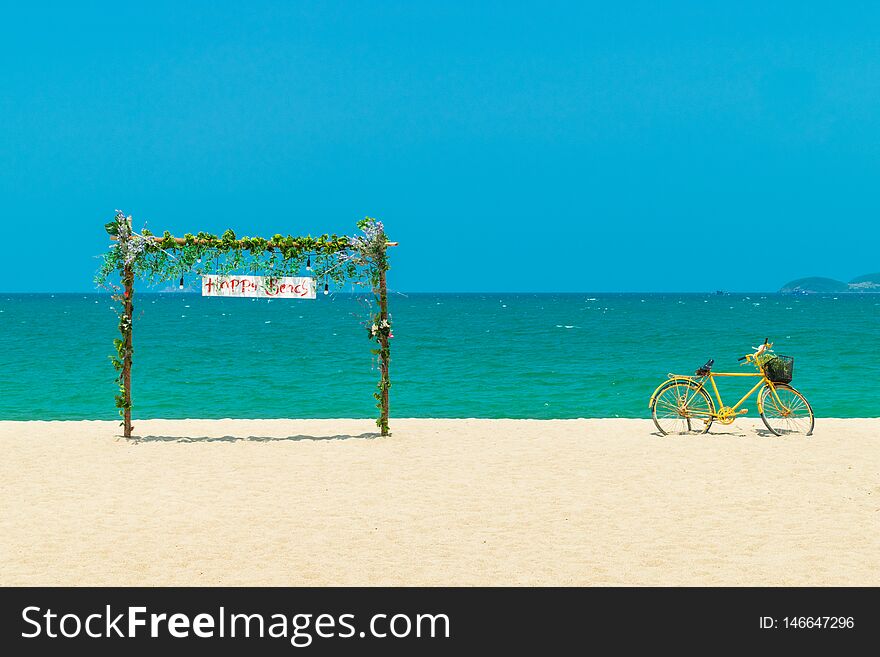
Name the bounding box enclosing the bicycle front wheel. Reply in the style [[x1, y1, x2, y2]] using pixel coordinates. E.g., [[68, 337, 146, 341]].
[[651, 380, 714, 435], [759, 384, 814, 436]]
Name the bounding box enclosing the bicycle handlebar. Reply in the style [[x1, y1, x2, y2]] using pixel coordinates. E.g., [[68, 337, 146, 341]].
[[739, 338, 774, 364]]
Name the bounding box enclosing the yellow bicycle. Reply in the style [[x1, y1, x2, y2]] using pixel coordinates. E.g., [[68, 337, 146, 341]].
[[648, 338, 814, 436]]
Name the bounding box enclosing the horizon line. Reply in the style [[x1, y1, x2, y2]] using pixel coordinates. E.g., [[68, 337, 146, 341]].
[[0, 289, 833, 296]]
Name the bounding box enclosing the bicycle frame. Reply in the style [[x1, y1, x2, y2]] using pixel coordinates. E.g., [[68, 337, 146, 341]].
[[702, 371, 776, 416], [649, 370, 786, 418]]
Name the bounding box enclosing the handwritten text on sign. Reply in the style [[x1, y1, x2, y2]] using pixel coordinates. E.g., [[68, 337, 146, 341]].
[[201, 275, 316, 299]]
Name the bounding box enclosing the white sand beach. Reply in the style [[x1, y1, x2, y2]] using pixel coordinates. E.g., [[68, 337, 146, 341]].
[[1, 418, 877, 586]]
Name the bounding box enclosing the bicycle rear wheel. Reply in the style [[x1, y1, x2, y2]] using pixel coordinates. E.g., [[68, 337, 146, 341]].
[[651, 380, 714, 435], [759, 384, 814, 436]]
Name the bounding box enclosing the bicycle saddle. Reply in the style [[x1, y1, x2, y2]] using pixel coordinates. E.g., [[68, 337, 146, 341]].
[[695, 359, 714, 376]]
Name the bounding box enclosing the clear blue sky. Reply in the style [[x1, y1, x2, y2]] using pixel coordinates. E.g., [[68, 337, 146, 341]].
[[2, 2, 878, 292]]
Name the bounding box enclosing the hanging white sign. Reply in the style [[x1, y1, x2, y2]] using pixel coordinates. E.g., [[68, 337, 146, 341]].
[[201, 275, 316, 299]]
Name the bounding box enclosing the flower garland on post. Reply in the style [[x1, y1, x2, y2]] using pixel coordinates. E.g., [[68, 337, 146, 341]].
[[100, 212, 143, 436], [352, 219, 392, 436], [120, 264, 134, 437], [96, 212, 393, 437]]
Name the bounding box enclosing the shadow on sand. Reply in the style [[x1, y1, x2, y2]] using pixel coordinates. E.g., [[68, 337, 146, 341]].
[[649, 428, 783, 438], [128, 432, 381, 444]]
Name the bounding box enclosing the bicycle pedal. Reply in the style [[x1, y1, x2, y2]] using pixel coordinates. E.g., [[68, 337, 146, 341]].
[[738, 409, 749, 414]]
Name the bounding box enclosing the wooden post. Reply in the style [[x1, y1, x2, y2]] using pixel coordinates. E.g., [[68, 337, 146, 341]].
[[122, 263, 134, 438], [378, 242, 391, 436]]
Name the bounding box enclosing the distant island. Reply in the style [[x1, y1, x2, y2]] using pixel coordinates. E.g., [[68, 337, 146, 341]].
[[780, 273, 880, 294]]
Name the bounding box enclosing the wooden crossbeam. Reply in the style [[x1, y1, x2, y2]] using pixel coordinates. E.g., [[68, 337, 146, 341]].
[[111, 236, 398, 248]]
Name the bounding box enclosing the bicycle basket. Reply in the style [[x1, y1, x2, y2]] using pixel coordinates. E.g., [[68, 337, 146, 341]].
[[763, 355, 794, 384]]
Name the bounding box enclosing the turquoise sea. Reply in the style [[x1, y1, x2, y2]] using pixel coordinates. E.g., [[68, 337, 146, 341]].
[[1, 293, 878, 420]]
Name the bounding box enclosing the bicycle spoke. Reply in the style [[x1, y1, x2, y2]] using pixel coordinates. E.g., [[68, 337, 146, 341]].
[[788, 397, 806, 412]]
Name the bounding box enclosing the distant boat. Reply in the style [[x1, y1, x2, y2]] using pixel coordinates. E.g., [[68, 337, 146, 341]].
[[715, 290, 726, 295]]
